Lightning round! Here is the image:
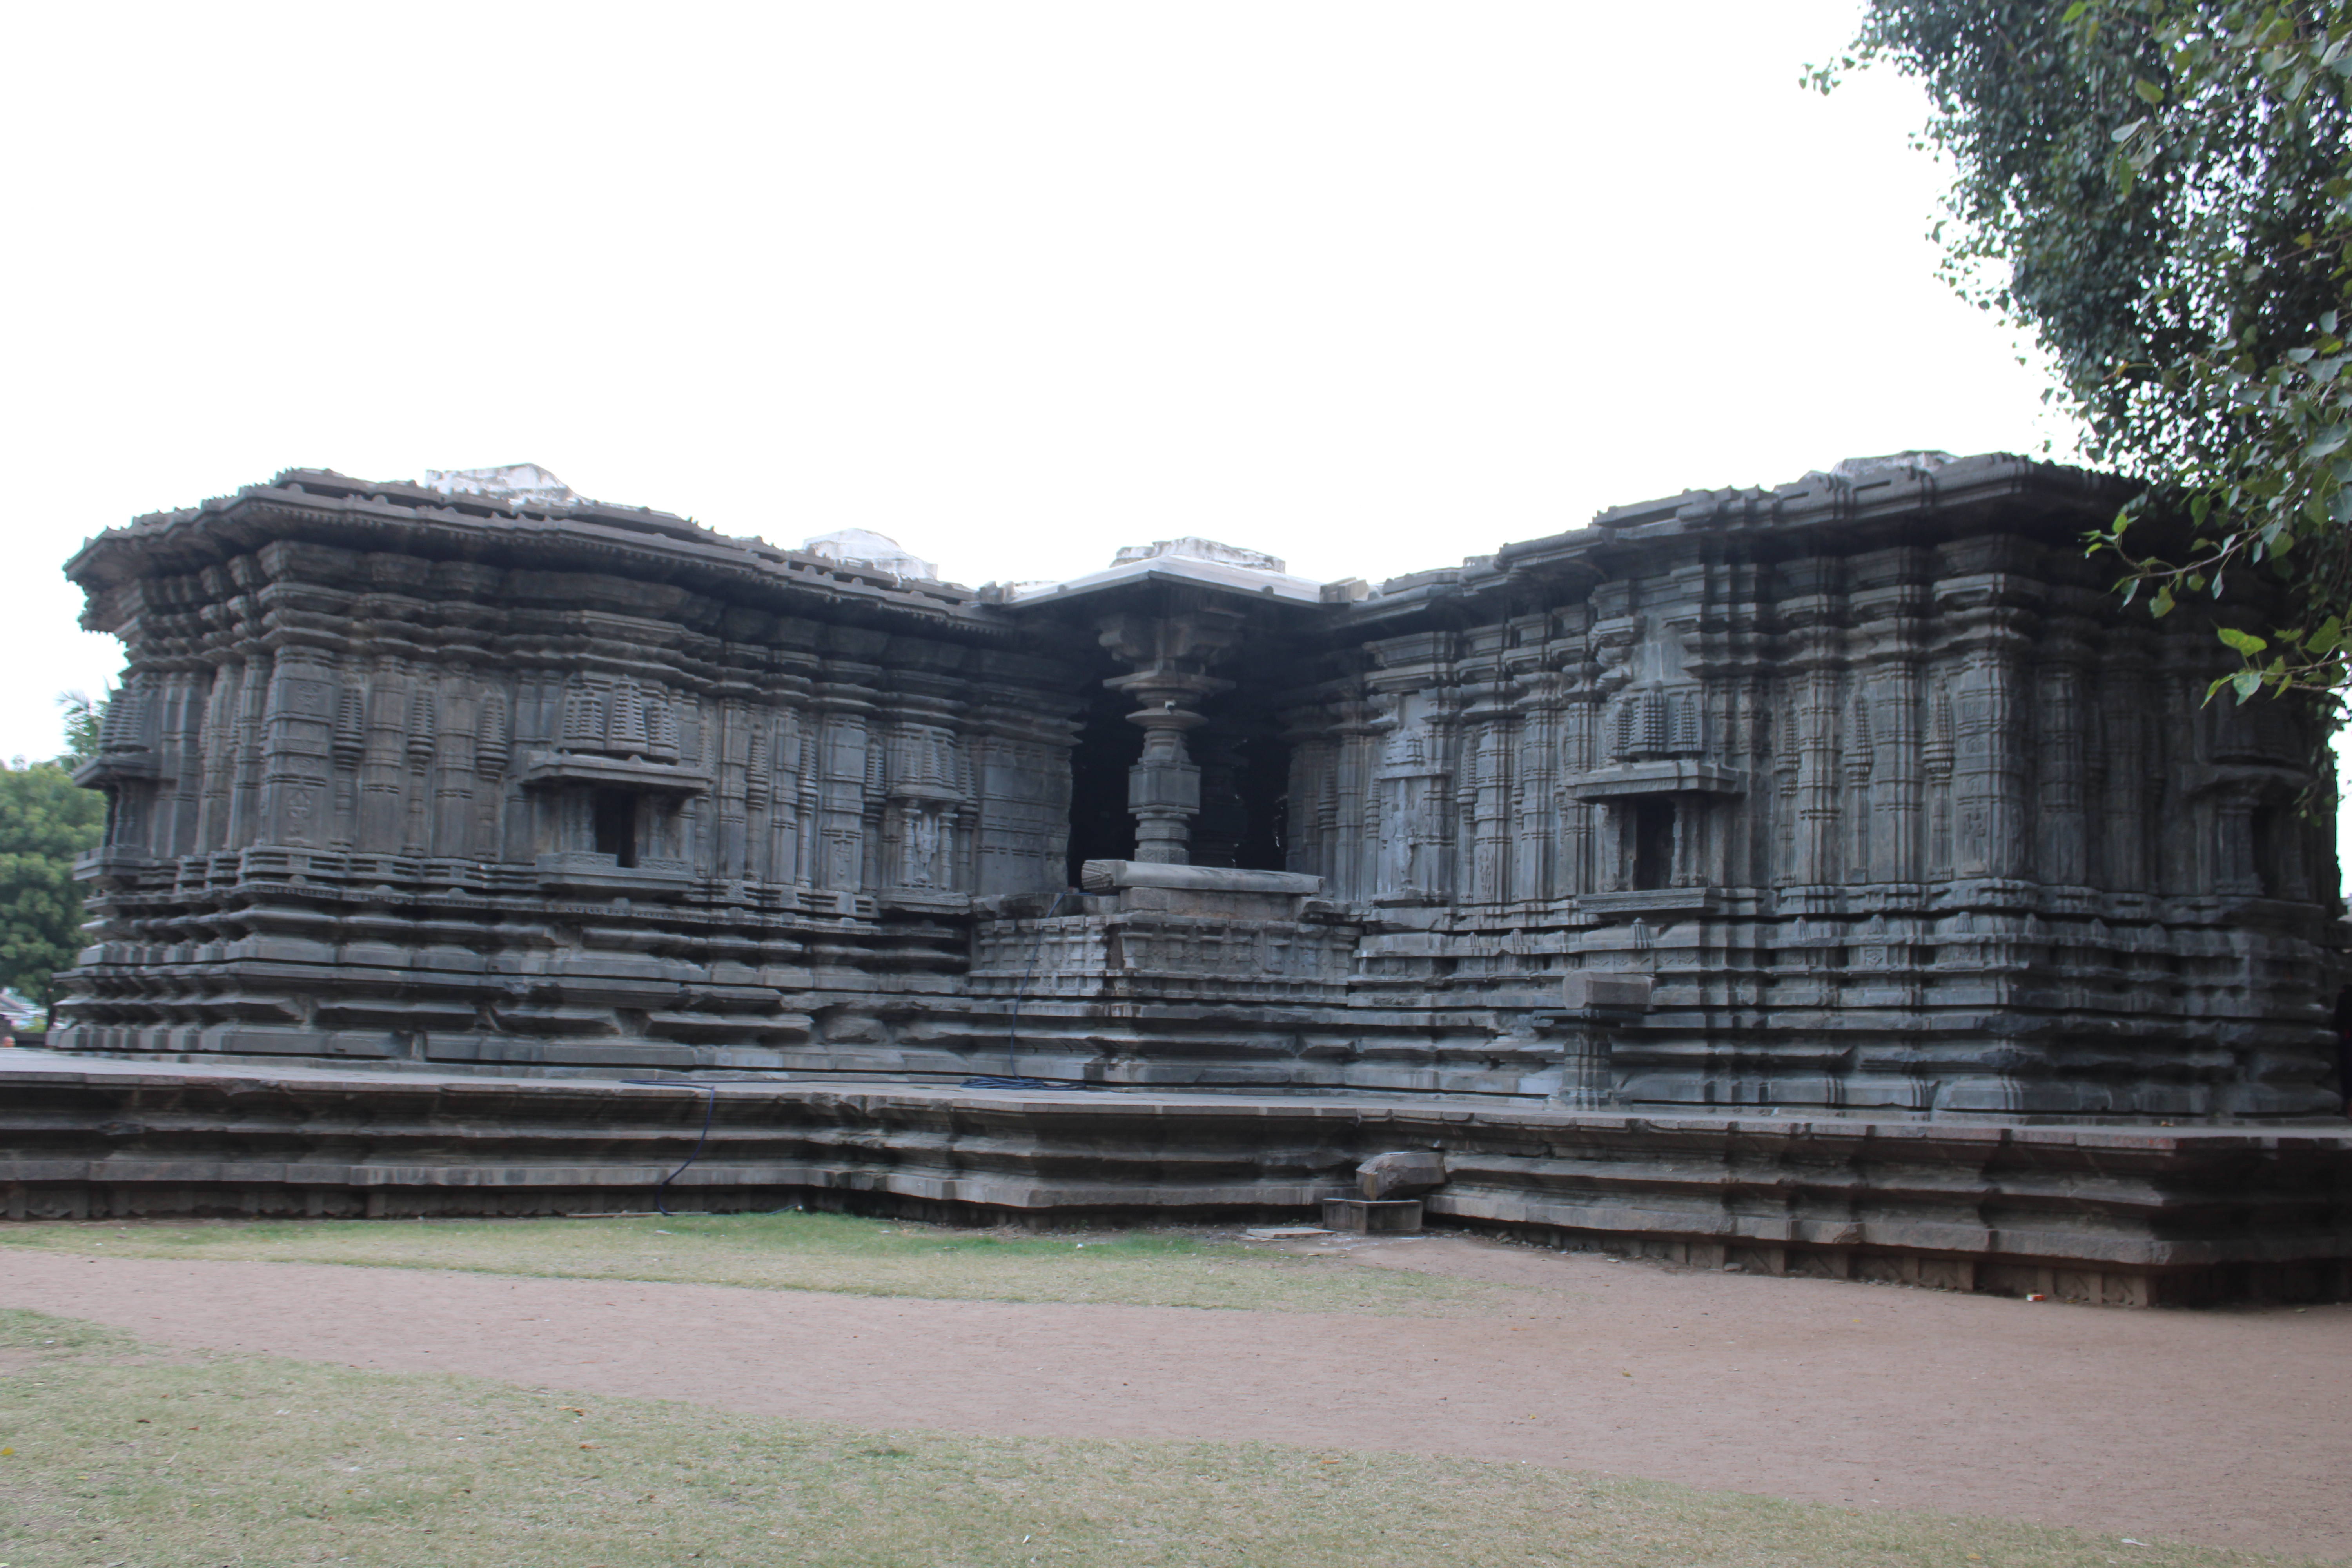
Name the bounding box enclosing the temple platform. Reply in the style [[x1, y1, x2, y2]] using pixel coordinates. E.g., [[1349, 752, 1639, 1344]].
[[5, 1049, 2348, 1307]]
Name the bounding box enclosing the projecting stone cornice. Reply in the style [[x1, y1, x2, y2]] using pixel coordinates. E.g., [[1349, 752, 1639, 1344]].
[[1577, 887, 1720, 916], [1001, 549, 1326, 608], [517, 751, 711, 795], [66, 470, 1015, 644], [71, 750, 158, 788], [1568, 761, 1746, 799], [1323, 454, 2130, 639]]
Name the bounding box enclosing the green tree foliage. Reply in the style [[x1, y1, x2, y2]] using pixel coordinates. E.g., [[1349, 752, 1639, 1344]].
[[1816, 2, 2352, 705], [56, 690, 103, 767], [0, 694, 112, 1014], [0, 758, 102, 1010]]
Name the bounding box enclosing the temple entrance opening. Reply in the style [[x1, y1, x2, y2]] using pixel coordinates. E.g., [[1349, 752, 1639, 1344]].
[[1060, 661, 1294, 884], [1064, 677, 1137, 884], [1230, 725, 1289, 872]]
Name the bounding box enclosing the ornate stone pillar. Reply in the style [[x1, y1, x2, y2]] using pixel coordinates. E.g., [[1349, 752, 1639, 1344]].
[[1114, 673, 1216, 864], [1096, 597, 1245, 866]]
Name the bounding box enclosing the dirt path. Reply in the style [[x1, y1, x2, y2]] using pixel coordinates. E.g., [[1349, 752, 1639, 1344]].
[[5, 1243, 2346, 1561]]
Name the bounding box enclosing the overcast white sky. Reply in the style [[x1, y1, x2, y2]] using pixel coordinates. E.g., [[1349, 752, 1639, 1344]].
[[2, 2, 2087, 766]]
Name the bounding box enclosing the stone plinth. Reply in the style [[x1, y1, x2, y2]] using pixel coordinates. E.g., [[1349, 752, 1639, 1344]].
[[973, 862, 1356, 1011], [7, 1052, 2350, 1306], [1322, 1197, 1424, 1233]]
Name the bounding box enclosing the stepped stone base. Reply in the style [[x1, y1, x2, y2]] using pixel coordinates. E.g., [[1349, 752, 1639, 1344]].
[[4, 1050, 2348, 1307]]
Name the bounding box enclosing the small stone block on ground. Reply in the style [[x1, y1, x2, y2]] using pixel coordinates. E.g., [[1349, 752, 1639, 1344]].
[[1242, 1226, 1331, 1241], [1322, 1198, 1423, 1234]]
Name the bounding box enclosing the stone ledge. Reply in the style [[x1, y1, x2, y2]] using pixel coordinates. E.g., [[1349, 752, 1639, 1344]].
[[517, 751, 711, 795], [1078, 860, 1323, 895], [3, 1056, 2347, 1304]]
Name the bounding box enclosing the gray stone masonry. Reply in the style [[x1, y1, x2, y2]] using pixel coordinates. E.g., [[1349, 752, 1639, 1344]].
[[6, 1051, 2348, 1307], [49, 454, 2346, 1118]]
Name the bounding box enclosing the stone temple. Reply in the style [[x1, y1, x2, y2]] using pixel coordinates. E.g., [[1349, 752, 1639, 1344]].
[[13, 453, 2349, 1304]]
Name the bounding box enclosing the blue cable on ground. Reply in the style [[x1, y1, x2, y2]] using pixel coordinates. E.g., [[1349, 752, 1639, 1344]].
[[959, 1074, 1114, 1090], [619, 1078, 716, 1217]]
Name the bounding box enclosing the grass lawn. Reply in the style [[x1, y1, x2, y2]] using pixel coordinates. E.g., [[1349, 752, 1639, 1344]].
[[0, 1306, 2290, 1568], [0, 1212, 1539, 1316]]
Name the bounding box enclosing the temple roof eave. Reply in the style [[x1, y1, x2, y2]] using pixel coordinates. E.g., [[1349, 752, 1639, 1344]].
[[996, 554, 1329, 612], [64, 472, 1025, 646], [1322, 454, 2134, 637]]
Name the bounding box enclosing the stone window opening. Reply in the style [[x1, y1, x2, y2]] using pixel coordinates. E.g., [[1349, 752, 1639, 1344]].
[[78, 774, 151, 853], [2250, 800, 2290, 898], [1632, 797, 1677, 889], [591, 788, 641, 868]]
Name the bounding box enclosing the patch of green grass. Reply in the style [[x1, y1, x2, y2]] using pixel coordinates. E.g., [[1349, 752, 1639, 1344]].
[[0, 1306, 2287, 1568], [0, 1211, 1532, 1315]]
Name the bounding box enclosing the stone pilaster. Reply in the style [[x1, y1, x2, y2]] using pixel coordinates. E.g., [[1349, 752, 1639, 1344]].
[[2037, 616, 2094, 888], [1510, 670, 1566, 903], [225, 653, 273, 853], [258, 659, 336, 848]]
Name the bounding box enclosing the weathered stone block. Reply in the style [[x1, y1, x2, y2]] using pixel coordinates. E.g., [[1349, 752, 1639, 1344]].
[[1357, 1149, 1446, 1199], [1321, 1198, 1425, 1233], [1558, 973, 1654, 1013]]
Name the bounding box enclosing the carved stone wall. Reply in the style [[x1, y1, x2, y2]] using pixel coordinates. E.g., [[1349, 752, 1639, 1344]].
[[50, 457, 2345, 1116], [59, 472, 1079, 1072], [1275, 468, 2340, 1114]]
